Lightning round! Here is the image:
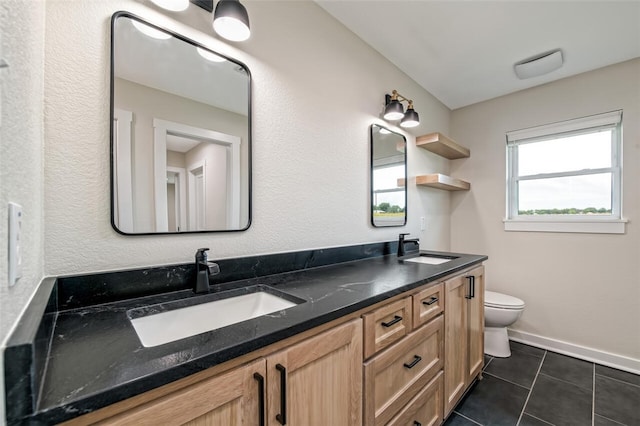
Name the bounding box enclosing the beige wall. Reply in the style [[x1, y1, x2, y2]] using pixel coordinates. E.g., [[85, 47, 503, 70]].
[[450, 59, 640, 362]]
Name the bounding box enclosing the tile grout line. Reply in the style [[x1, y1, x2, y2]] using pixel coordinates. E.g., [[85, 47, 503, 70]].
[[595, 413, 629, 426], [516, 349, 547, 426], [595, 373, 640, 389], [525, 413, 556, 425], [537, 371, 594, 391], [482, 371, 531, 391], [592, 363, 596, 426], [451, 410, 484, 425], [484, 356, 493, 369]]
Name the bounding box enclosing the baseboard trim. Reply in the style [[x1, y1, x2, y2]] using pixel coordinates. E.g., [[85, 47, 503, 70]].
[[508, 329, 640, 375]]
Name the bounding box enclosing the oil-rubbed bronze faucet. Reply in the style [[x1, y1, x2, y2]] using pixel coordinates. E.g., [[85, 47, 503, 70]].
[[194, 248, 220, 293], [398, 233, 420, 257]]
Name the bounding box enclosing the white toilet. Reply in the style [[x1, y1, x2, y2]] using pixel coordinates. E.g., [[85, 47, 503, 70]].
[[484, 291, 525, 357]]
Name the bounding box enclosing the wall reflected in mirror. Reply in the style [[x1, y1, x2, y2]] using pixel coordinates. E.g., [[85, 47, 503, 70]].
[[111, 12, 251, 234], [370, 124, 407, 227]]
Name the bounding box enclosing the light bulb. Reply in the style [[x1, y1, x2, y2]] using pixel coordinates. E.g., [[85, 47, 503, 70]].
[[150, 0, 189, 12], [213, 17, 250, 42]]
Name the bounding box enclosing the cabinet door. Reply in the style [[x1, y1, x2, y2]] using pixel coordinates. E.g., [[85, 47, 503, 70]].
[[443, 274, 468, 416], [99, 358, 266, 426], [466, 266, 485, 382], [266, 319, 363, 426]]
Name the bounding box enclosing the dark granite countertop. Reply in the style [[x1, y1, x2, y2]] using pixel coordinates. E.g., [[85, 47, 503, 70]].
[[7, 245, 486, 425]]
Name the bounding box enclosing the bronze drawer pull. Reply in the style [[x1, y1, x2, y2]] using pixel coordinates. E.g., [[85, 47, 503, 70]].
[[423, 297, 439, 306], [275, 364, 287, 424], [381, 315, 402, 327], [403, 355, 422, 369], [253, 373, 265, 426]]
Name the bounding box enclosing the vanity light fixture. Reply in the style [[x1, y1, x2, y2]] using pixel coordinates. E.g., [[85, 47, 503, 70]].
[[213, 0, 251, 42], [384, 90, 420, 128], [150, 0, 189, 12]]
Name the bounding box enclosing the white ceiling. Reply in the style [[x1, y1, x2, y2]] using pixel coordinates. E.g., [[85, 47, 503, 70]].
[[317, 1, 640, 110]]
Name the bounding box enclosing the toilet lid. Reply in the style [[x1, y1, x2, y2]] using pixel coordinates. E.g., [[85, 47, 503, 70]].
[[484, 291, 525, 309]]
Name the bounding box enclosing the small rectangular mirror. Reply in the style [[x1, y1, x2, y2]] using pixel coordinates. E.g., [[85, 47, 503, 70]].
[[110, 12, 251, 234], [370, 124, 407, 227]]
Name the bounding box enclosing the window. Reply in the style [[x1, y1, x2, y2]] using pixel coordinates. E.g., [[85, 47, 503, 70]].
[[372, 161, 406, 225], [505, 110, 625, 234]]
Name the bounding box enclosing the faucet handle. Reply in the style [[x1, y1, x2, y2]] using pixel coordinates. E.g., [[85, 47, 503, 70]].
[[208, 262, 220, 275]]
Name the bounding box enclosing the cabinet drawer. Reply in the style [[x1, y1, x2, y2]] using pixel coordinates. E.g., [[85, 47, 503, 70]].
[[412, 283, 444, 329], [363, 297, 412, 359], [387, 371, 443, 426], [364, 315, 444, 426]]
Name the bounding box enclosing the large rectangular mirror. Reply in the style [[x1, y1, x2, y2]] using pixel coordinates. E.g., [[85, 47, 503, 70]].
[[110, 12, 251, 234], [370, 124, 407, 227]]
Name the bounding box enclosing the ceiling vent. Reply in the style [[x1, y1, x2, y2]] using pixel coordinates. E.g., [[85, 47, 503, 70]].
[[514, 49, 563, 79]]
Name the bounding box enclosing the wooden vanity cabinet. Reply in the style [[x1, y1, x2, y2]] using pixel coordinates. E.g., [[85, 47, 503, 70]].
[[443, 265, 485, 416], [77, 319, 362, 426]]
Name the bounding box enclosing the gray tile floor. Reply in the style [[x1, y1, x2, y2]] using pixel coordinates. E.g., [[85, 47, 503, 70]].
[[444, 341, 640, 426]]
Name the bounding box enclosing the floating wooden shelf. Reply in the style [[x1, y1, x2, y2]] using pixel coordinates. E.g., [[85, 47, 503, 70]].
[[416, 132, 470, 159], [416, 174, 470, 191]]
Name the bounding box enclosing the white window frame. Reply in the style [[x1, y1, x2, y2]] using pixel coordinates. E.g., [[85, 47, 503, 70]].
[[504, 110, 626, 234]]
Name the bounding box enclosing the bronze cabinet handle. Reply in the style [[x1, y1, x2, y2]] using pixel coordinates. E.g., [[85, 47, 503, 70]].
[[381, 315, 402, 327]]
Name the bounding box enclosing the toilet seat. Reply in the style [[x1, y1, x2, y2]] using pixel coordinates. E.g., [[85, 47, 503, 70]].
[[484, 291, 525, 309]]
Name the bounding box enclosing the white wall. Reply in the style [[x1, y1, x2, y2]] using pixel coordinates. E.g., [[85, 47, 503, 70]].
[[0, 1, 46, 422], [42, 0, 451, 277], [450, 59, 640, 363]]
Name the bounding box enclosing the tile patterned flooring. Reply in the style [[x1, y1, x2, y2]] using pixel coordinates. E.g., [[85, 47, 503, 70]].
[[445, 341, 640, 426]]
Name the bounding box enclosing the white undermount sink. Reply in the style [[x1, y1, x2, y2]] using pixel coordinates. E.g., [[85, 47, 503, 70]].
[[404, 255, 458, 265], [129, 288, 301, 347]]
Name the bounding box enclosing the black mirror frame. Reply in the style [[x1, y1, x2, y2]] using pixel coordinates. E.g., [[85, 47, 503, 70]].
[[370, 124, 407, 228], [109, 11, 252, 235]]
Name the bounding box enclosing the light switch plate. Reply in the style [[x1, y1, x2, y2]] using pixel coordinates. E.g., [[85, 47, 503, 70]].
[[8, 202, 23, 286]]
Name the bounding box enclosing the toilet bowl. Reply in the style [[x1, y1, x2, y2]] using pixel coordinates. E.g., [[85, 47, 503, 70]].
[[484, 291, 525, 357]]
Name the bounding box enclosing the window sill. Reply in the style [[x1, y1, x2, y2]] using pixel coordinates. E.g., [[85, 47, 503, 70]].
[[503, 219, 627, 234]]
